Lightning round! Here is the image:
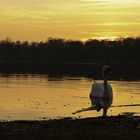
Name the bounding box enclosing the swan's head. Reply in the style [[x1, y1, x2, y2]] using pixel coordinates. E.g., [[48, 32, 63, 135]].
[[102, 65, 112, 79]]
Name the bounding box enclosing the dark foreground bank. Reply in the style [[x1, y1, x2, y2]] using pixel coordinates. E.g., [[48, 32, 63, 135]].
[[0, 115, 140, 140]]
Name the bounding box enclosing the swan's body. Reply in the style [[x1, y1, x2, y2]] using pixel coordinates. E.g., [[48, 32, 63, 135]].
[[90, 81, 113, 113]]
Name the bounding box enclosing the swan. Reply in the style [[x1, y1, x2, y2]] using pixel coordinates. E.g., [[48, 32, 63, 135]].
[[89, 65, 113, 116], [73, 65, 113, 116]]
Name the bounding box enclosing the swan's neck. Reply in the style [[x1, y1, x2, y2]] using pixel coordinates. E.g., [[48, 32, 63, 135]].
[[103, 77, 109, 98]]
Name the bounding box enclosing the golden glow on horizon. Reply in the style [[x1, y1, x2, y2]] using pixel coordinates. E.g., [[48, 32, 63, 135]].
[[0, 0, 140, 41]]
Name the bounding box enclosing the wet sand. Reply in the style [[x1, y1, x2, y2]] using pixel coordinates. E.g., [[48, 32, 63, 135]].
[[0, 115, 140, 140]]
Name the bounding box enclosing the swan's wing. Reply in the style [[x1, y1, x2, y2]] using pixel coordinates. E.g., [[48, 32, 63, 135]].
[[89, 82, 104, 110], [90, 82, 104, 98]]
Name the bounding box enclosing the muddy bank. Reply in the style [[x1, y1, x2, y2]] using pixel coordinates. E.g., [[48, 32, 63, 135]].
[[0, 115, 140, 140]]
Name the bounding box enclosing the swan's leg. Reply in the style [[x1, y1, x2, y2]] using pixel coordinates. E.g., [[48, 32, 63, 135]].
[[102, 98, 109, 116], [103, 108, 107, 116]]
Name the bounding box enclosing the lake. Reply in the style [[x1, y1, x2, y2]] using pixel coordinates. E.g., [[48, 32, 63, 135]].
[[0, 74, 140, 120]]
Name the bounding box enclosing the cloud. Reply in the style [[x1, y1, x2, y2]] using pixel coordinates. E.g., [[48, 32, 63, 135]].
[[79, 0, 112, 3], [79, 0, 140, 4]]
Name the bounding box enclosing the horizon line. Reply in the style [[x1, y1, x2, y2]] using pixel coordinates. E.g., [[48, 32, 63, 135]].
[[1, 35, 140, 43]]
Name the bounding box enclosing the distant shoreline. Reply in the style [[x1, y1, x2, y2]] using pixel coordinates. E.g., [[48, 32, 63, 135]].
[[0, 60, 140, 80], [0, 37, 140, 80]]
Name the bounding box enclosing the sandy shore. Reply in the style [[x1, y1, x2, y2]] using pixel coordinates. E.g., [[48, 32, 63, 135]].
[[0, 115, 140, 140]]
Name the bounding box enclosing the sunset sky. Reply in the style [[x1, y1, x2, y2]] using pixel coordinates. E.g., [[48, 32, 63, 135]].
[[0, 0, 140, 41]]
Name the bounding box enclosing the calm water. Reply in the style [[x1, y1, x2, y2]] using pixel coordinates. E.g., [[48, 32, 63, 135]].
[[0, 74, 140, 120]]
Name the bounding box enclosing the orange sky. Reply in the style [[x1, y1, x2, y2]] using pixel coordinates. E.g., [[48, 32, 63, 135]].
[[0, 0, 140, 41]]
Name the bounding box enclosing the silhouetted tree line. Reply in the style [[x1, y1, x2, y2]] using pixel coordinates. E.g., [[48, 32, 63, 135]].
[[0, 37, 140, 79]]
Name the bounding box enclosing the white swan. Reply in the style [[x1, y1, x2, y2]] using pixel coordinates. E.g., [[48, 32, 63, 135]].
[[73, 65, 113, 116], [90, 65, 113, 116]]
